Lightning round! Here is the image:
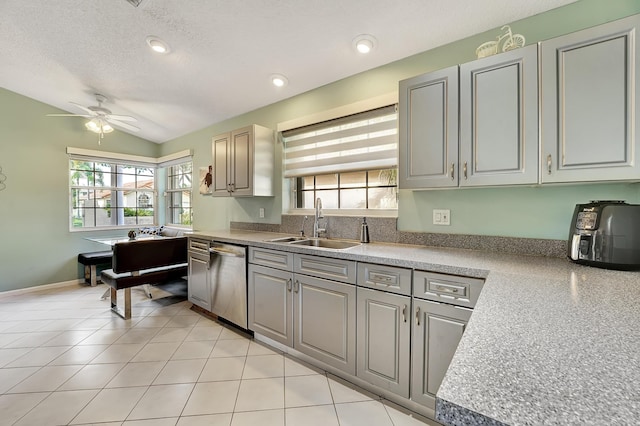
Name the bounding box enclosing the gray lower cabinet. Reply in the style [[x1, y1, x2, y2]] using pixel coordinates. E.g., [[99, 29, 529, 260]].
[[188, 254, 211, 311], [295, 274, 356, 375], [541, 14, 640, 183], [357, 287, 410, 398], [248, 263, 293, 347], [188, 238, 212, 312], [411, 298, 472, 410], [248, 248, 357, 375], [459, 44, 538, 186]]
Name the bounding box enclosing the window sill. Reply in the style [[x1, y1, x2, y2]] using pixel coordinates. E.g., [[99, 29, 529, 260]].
[[284, 209, 397, 218]]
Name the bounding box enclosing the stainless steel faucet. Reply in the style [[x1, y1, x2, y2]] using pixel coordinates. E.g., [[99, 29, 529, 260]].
[[313, 197, 325, 238]]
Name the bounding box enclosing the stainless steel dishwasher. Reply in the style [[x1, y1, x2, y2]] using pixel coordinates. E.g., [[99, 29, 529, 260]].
[[209, 242, 248, 329]]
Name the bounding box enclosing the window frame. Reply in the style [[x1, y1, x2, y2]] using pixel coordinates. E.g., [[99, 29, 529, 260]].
[[164, 161, 193, 227], [68, 158, 157, 232]]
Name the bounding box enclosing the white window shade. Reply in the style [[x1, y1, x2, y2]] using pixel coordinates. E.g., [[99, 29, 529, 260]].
[[282, 105, 397, 177]]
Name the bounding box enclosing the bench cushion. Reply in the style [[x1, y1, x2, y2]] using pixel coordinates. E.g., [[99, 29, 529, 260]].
[[78, 251, 113, 265], [101, 263, 187, 290]]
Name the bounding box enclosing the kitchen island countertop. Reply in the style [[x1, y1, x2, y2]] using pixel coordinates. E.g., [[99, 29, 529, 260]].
[[189, 229, 640, 425]]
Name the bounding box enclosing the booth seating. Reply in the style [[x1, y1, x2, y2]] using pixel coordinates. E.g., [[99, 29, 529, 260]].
[[78, 251, 113, 286], [100, 237, 188, 319]]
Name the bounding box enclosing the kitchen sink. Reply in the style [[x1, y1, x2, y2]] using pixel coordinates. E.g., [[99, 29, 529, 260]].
[[289, 239, 360, 250], [265, 236, 308, 243]]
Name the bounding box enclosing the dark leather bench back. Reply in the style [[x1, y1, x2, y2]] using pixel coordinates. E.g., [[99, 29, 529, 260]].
[[112, 237, 188, 274]]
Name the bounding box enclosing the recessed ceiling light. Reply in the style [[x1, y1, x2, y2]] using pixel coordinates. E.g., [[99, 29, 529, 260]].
[[270, 74, 288, 87], [146, 36, 170, 54], [353, 34, 377, 54]]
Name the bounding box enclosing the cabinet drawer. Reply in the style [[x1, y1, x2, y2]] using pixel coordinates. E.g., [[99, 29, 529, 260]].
[[188, 238, 210, 256], [413, 271, 484, 309], [357, 263, 411, 296], [249, 247, 294, 271], [294, 254, 356, 284]]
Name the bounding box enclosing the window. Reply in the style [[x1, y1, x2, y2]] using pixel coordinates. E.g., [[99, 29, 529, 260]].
[[70, 159, 155, 229], [166, 162, 192, 226], [295, 169, 397, 209], [283, 105, 398, 211]]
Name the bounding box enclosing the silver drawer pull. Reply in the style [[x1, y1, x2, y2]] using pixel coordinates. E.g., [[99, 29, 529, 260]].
[[370, 273, 394, 285], [287, 279, 292, 292], [294, 280, 300, 293], [415, 306, 421, 326], [402, 304, 407, 323], [435, 285, 459, 293]]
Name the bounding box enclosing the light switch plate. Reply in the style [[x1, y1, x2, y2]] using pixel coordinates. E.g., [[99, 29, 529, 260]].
[[259, 207, 265, 218], [433, 209, 450, 225]]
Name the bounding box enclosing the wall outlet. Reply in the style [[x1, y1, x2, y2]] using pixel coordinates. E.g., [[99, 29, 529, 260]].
[[259, 207, 265, 218], [433, 209, 450, 225]]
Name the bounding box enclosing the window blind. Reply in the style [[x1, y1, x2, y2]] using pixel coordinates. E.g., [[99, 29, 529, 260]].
[[282, 105, 397, 177]]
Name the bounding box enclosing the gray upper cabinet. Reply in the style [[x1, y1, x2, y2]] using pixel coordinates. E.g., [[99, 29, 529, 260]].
[[541, 15, 640, 183], [211, 124, 274, 196], [399, 66, 459, 189], [459, 44, 539, 186]]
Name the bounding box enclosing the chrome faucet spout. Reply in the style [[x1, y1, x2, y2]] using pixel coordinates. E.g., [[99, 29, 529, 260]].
[[313, 198, 325, 238]]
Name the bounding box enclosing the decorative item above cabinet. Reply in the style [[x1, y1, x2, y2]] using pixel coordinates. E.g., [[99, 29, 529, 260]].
[[211, 124, 274, 197]]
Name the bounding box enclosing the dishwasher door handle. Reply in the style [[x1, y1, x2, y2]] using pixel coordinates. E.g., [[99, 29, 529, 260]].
[[209, 247, 245, 258]]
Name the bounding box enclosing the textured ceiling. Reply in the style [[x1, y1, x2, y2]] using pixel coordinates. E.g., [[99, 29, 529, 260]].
[[1, 0, 575, 143]]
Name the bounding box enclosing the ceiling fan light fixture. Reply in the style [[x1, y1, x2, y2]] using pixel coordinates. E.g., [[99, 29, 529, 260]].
[[353, 34, 376, 54], [270, 74, 288, 87], [146, 36, 170, 54], [85, 118, 113, 134]]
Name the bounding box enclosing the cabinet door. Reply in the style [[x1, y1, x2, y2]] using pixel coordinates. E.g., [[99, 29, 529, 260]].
[[460, 44, 538, 186], [411, 299, 471, 409], [294, 274, 356, 375], [212, 133, 231, 196], [541, 15, 640, 183], [188, 255, 211, 311], [248, 264, 293, 346], [399, 66, 459, 189], [230, 126, 254, 196], [357, 288, 410, 398]]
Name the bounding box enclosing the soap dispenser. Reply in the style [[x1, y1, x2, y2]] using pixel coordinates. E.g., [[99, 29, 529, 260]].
[[360, 217, 370, 243]]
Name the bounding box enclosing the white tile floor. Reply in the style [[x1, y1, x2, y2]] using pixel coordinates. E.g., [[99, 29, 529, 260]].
[[0, 283, 438, 426]]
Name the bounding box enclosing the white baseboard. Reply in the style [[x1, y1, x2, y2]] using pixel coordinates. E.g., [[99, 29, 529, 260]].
[[0, 279, 84, 299]]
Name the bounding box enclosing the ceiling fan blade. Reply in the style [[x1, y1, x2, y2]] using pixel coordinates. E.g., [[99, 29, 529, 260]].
[[107, 119, 140, 132], [69, 102, 96, 115], [46, 113, 92, 117], [107, 114, 137, 122]]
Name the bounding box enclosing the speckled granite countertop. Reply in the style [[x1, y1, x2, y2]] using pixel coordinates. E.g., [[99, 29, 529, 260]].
[[189, 229, 640, 425]]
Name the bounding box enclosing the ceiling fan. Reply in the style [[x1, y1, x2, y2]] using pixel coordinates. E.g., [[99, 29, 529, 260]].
[[47, 94, 140, 143]]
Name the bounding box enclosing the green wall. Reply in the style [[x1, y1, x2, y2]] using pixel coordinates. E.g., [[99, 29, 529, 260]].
[[3, 0, 640, 291], [0, 88, 159, 291], [161, 0, 640, 240]]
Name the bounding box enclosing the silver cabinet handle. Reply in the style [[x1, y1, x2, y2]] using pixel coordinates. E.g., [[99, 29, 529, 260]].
[[230, 183, 235, 192], [450, 163, 455, 180], [415, 306, 421, 326], [463, 162, 468, 180], [286, 278, 292, 292], [402, 304, 407, 323], [294, 280, 300, 293], [209, 247, 245, 258], [547, 154, 552, 175]]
